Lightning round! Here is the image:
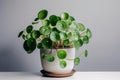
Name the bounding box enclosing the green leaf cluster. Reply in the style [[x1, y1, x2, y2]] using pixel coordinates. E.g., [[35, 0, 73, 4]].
[[40, 53, 55, 62], [18, 9, 92, 68], [57, 50, 67, 68]]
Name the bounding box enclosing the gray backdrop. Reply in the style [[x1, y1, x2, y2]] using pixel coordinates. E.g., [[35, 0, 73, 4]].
[[0, 0, 120, 72]]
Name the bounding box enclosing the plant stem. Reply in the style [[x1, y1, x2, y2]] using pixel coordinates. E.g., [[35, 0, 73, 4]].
[[36, 37, 41, 41], [61, 40, 64, 48], [66, 58, 74, 60], [78, 51, 84, 57], [66, 51, 85, 61]]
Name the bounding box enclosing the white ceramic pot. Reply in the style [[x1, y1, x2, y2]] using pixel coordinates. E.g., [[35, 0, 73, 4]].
[[40, 48, 75, 74]]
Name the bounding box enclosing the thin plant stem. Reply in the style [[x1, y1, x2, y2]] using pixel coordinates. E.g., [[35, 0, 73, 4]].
[[66, 51, 85, 61]]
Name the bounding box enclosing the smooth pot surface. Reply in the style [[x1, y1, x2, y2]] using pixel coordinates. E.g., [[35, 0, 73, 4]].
[[40, 48, 75, 74]]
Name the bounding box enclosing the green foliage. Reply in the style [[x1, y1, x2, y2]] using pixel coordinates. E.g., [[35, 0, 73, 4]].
[[49, 15, 58, 26], [74, 57, 80, 65], [73, 39, 83, 49], [61, 12, 69, 20], [68, 16, 75, 21], [41, 38, 52, 49], [42, 19, 50, 26], [84, 50, 88, 57], [18, 9, 92, 68], [83, 36, 89, 44], [60, 61, 67, 68], [26, 33, 31, 39], [26, 25, 33, 33], [77, 23, 85, 31], [57, 50, 67, 59], [23, 38, 36, 53], [86, 28, 92, 38], [46, 55, 55, 62], [18, 31, 23, 38], [32, 22, 39, 25], [67, 32, 72, 39], [19, 9, 92, 51], [37, 43, 42, 49], [39, 26, 51, 35], [34, 17, 39, 21], [31, 30, 40, 39], [50, 31, 60, 42], [56, 21, 68, 32], [22, 35, 26, 40], [41, 53, 54, 62], [41, 53, 46, 59], [38, 10, 48, 20], [71, 31, 80, 41], [60, 32, 67, 40], [63, 39, 70, 46]]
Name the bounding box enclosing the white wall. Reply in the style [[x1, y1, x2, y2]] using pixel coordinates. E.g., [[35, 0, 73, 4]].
[[0, 0, 120, 72]]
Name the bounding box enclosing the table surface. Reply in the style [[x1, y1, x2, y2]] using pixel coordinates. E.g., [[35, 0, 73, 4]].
[[0, 72, 120, 80]]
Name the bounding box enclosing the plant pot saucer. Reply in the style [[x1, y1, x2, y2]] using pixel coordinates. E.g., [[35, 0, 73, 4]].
[[40, 69, 75, 77]]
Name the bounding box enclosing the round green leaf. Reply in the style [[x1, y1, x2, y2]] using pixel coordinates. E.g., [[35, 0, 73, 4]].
[[18, 31, 23, 38], [49, 15, 58, 26], [38, 10, 48, 20], [46, 55, 55, 62], [37, 43, 42, 49], [67, 32, 72, 39], [84, 50, 88, 57], [79, 39, 83, 46], [23, 38, 36, 53], [83, 36, 89, 44], [56, 21, 68, 32], [41, 38, 52, 49], [86, 28, 92, 38], [39, 26, 51, 35], [73, 40, 80, 49], [77, 23, 85, 31], [65, 20, 72, 26], [63, 39, 70, 46], [71, 31, 80, 41], [61, 12, 69, 20], [42, 19, 50, 26], [57, 50, 67, 59], [52, 28, 60, 33], [74, 57, 80, 65], [57, 16, 61, 21], [27, 38, 36, 50], [50, 31, 60, 42], [26, 33, 31, 39], [26, 25, 33, 33], [68, 16, 75, 21], [60, 61, 67, 68], [31, 30, 40, 39], [73, 39, 83, 49], [60, 32, 67, 40], [69, 22, 77, 31], [23, 40, 30, 52], [41, 53, 46, 59]]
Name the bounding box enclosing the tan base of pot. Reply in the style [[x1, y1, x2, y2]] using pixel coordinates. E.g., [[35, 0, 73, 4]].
[[41, 69, 75, 77]]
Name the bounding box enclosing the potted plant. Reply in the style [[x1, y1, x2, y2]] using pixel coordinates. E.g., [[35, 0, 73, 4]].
[[18, 9, 92, 77]]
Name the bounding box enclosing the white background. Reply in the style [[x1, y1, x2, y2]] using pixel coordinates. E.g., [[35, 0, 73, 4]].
[[0, 0, 120, 72]]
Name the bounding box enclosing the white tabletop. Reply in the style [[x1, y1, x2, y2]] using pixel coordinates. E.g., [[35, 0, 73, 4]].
[[0, 72, 120, 80]]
